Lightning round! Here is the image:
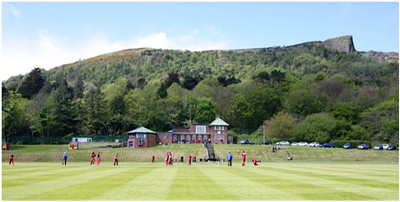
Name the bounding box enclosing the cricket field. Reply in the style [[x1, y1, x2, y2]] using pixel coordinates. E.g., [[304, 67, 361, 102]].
[[2, 161, 399, 201]]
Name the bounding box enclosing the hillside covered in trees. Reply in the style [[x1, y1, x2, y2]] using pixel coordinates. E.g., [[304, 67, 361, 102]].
[[2, 36, 399, 145]]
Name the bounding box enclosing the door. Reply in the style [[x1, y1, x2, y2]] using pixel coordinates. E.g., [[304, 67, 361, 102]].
[[129, 141, 133, 148]]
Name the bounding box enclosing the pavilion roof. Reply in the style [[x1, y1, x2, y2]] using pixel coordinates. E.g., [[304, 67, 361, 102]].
[[209, 117, 229, 126], [127, 127, 157, 134]]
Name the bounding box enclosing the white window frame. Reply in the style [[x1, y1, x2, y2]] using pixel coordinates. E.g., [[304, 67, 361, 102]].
[[196, 125, 206, 133]]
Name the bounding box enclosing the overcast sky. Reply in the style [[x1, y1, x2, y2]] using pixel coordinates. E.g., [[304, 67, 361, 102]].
[[2, 2, 399, 82]]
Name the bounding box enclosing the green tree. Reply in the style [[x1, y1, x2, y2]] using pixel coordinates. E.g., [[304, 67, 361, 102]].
[[360, 99, 399, 144], [229, 94, 253, 129], [124, 89, 146, 127], [109, 95, 125, 115], [194, 97, 216, 124], [103, 77, 129, 102], [252, 71, 270, 84], [183, 93, 197, 125], [285, 84, 323, 118], [265, 111, 296, 139], [270, 70, 285, 83], [17, 68, 45, 99], [348, 125, 370, 141], [313, 79, 352, 111], [192, 77, 218, 98], [42, 80, 79, 139], [157, 83, 168, 99], [2, 91, 30, 142], [182, 74, 202, 90], [295, 113, 336, 143], [73, 74, 84, 99], [164, 72, 180, 88], [331, 102, 358, 124], [83, 89, 108, 135], [26, 91, 48, 139], [164, 83, 187, 127]]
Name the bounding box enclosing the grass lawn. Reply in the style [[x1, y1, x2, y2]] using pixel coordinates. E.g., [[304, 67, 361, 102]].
[[2, 161, 398, 201]]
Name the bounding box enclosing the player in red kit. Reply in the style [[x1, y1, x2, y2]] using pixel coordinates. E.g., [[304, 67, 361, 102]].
[[9, 153, 14, 165], [188, 154, 192, 166], [152, 155, 155, 163], [90, 151, 96, 166], [252, 159, 260, 166], [165, 152, 169, 166], [114, 153, 118, 166], [96, 152, 101, 166], [241, 151, 246, 166], [168, 152, 173, 166]]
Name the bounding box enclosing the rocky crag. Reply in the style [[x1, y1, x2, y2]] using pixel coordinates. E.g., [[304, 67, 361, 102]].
[[323, 35, 356, 53]]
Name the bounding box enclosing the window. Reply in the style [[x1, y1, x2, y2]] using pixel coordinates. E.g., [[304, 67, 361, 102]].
[[138, 139, 144, 146], [214, 126, 224, 131], [136, 133, 146, 138], [129, 134, 135, 139], [163, 134, 166, 139], [192, 135, 196, 141], [167, 134, 169, 139], [196, 125, 206, 133]]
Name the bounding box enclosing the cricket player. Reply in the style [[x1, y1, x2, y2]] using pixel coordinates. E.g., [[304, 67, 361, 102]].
[[168, 152, 173, 166], [96, 152, 101, 166], [90, 151, 96, 165], [62, 152, 67, 166], [152, 155, 155, 163], [188, 154, 192, 166], [114, 153, 118, 166], [165, 152, 169, 166], [226, 152, 233, 167], [252, 159, 260, 166], [241, 151, 246, 166], [9, 153, 14, 165]]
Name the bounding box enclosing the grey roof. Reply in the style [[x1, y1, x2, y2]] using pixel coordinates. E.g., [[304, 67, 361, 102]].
[[127, 127, 157, 134], [209, 117, 229, 126]]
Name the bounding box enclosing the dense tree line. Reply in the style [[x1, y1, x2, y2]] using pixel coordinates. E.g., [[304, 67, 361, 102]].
[[2, 44, 399, 145]]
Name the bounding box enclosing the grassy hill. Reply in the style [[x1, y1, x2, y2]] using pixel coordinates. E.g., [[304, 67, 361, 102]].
[[3, 144, 398, 163]]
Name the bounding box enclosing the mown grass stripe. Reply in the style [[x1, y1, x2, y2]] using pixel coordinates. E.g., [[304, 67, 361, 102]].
[[24, 166, 158, 200], [293, 163, 399, 177], [272, 163, 399, 190], [245, 166, 379, 200], [166, 165, 237, 201], [3, 163, 130, 200], [200, 163, 304, 201], [255, 164, 395, 200], [2, 165, 88, 183], [91, 163, 176, 201]]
